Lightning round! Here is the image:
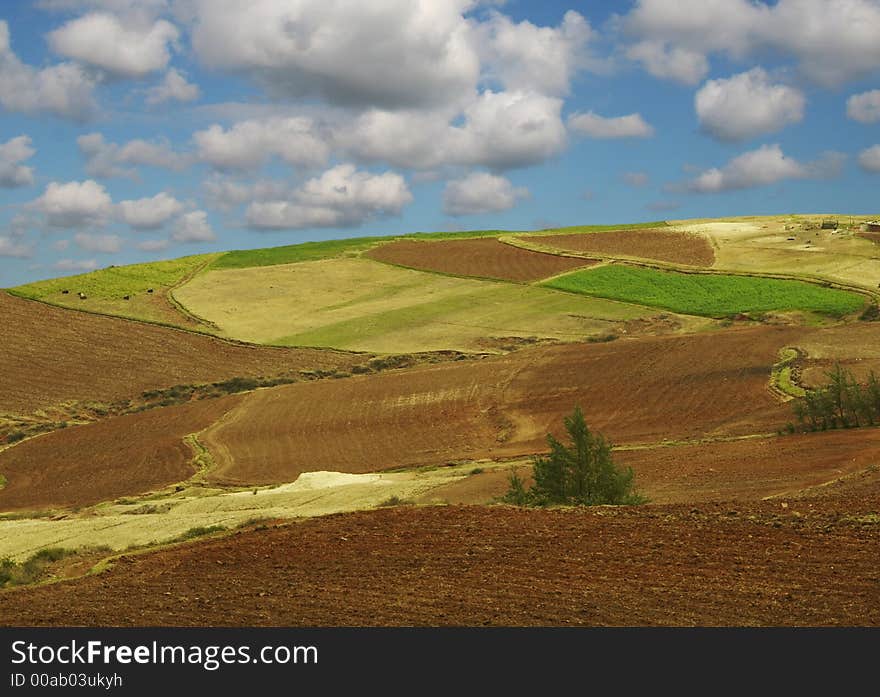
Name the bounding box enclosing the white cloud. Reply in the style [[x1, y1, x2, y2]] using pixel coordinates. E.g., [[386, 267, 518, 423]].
[[48, 13, 179, 78], [54, 258, 98, 271], [0, 135, 36, 187], [172, 210, 215, 242], [194, 117, 329, 171], [117, 192, 184, 229], [146, 68, 200, 105], [625, 40, 709, 85], [137, 238, 170, 252], [685, 144, 843, 193], [0, 236, 33, 258], [476, 10, 595, 96], [73, 232, 123, 253], [858, 145, 880, 173], [78, 132, 189, 178], [31, 179, 113, 228], [187, 0, 479, 109], [695, 68, 805, 142], [568, 111, 654, 138], [847, 90, 880, 124], [622, 0, 880, 87], [246, 164, 412, 230], [624, 172, 649, 187], [203, 176, 291, 211], [0, 21, 98, 121], [442, 171, 528, 216]]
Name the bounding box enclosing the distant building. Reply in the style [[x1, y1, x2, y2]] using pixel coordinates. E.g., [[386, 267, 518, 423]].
[[821, 218, 838, 230], [863, 221, 880, 233]]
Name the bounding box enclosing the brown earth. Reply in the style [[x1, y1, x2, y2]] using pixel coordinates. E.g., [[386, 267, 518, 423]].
[[2, 497, 877, 627], [534, 229, 716, 267], [0, 291, 363, 416], [201, 326, 804, 485], [0, 395, 243, 511], [364, 238, 597, 282]]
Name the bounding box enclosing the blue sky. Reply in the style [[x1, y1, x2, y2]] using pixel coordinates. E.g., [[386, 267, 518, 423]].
[[1, 0, 879, 286]]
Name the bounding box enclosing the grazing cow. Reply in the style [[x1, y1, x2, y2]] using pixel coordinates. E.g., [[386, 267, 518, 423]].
[[123, 295, 130, 300], [147, 288, 154, 294], [78, 292, 87, 300], [61, 289, 69, 294]]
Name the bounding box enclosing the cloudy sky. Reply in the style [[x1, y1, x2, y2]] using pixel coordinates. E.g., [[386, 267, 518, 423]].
[[1, 0, 879, 286]]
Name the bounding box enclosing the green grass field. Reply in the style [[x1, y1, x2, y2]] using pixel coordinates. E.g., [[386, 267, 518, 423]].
[[544, 265, 866, 318], [10, 254, 219, 326]]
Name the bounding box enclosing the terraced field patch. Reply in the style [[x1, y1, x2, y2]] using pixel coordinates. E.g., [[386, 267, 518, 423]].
[[365, 238, 597, 281], [0, 291, 361, 417], [3, 500, 876, 626], [545, 265, 866, 318], [10, 254, 219, 328], [173, 257, 655, 353], [532, 228, 715, 267]]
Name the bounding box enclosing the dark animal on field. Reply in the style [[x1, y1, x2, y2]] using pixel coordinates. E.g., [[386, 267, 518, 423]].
[[123, 295, 130, 300], [61, 290, 69, 294], [147, 288, 154, 294], [77, 292, 87, 300]]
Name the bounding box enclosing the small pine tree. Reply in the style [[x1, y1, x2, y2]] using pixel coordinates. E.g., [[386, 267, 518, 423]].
[[504, 406, 645, 507]]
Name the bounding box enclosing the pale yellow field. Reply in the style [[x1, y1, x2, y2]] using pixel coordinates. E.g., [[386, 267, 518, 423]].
[[172, 257, 685, 353]]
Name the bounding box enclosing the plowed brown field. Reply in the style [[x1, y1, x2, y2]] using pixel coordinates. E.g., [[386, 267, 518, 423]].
[[202, 326, 803, 485], [0, 292, 362, 416], [0, 396, 243, 511], [364, 238, 597, 281], [3, 499, 877, 626], [534, 229, 716, 266]]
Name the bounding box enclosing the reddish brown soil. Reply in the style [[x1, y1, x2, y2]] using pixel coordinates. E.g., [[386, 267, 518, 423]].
[[535, 229, 716, 266], [364, 238, 596, 281], [0, 396, 242, 511], [203, 326, 804, 485], [2, 499, 877, 627], [419, 429, 880, 506], [0, 292, 362, 416], [856, 231, 880, 243]]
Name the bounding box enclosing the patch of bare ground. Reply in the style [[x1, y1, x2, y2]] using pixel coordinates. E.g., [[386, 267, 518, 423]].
[[1, 500, 877, 627], [364, 238, 597, 281], [533, 229, 716, 267], [0, 291, 364, 417], [0, 396, 242, 512], [200, 326, 805, 486]]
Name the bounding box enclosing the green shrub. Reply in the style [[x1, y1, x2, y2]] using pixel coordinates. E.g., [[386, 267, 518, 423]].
[[504, 406, 646, 507]]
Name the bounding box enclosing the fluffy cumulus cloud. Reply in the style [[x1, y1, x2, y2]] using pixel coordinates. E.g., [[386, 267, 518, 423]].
[[343, 90, 566, 171], [847, 90, 880, 124], [695, 68, 805, 142], [246, 164, 412, 230], [0, 21, 98, 120], [48, 13, 179, 78], [31, 179, 113, 228], [476, 10, 595, 96], [172, 210, 215, 242], [73, 232, 123, 253], [194, 117, 329, 171], [78, 133, 190, 178], [187, 0, 480, 109], [0, 136, 36, 188], [117, 192, 184, 229], [442, 171, 528, 216], [146, 68, 200, 105], [568, 111, 654, 138], [858, 145, 880, 173], [622, 0, 880, 87], [685, 144, 844, 193]]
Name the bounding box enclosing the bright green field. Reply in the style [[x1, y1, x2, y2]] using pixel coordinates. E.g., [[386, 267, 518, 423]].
[[210, 222, 667, 271], [544, 265, 866, 318]]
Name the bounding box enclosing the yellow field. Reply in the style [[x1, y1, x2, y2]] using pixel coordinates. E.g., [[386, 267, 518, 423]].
[[172, 257, 690, 353]]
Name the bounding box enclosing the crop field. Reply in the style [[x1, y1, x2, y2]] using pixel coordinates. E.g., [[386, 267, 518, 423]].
[[364, 238, 597, 281], [530, 228, 716, 267], [0, 291, 361, 416], [0, 396, 242, 512], [2, 498, 877, 626], [173, 257, 661, 353], [196, 327, 803, 486], [544, 265, 866, 318], [10, 254, 219, 328]]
